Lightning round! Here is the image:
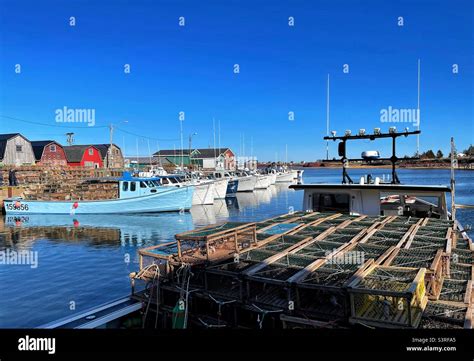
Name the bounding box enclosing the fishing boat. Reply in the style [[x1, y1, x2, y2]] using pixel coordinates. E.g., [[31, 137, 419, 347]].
[[275, 168, 296, 182], [253, 172, 272, 189], [208, 171, 238, 197], [234, 171, 258, 192], [192, 172, 228, 199], [127, 129, 473, 330], [160, 175, 215, 206], [3, 173, 194, 215]]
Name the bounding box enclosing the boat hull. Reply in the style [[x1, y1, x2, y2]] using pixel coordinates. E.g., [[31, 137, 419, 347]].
[[212, 179, 229, 199], [269, 173, 277, 185], [3, 186, 194, 215], [226, 179, 238, 196], [192, 182, 215, 205], [276, 172, 295, 182], [237, 176, 257, 192], [254, 175, 272, 189]]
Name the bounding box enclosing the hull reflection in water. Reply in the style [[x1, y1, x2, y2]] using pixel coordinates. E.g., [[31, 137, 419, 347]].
[[3, 213, 194, 247]]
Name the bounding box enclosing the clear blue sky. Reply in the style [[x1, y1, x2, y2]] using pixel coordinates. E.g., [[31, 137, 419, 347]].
[[0, 0, 472, 161]]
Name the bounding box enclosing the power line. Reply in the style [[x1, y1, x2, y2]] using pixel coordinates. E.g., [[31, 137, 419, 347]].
[[0, 115, 109, 129], [0, 114, 179, 142], [114, 126, 179, 142]]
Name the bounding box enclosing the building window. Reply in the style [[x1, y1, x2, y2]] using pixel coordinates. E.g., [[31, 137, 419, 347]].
[[88, 148, 94, 156], [16, 145, 22, 152], [50, 144, 57, 152]]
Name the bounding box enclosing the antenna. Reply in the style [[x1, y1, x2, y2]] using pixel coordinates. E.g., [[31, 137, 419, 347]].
[[417, 59, 421, 155], [326, 74, 330, 160], [324, 129, 421, 184]]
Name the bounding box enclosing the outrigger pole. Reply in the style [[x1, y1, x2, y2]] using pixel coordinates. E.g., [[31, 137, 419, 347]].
[[324, 129, 421, 184]]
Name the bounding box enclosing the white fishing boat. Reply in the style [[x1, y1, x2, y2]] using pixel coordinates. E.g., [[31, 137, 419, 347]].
[[234, 171, 257, 192], [160, 175, 215, 205], [254, 173, 272, 189], [208, 171, 239, 196], [268, 170, 277, 185], [276, 171, 295, 182], [3, 173, 194, 215]]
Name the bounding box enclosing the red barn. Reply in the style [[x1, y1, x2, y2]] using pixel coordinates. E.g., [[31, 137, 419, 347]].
[[64, 145, 103, 168], [31, 141, 68, 166]]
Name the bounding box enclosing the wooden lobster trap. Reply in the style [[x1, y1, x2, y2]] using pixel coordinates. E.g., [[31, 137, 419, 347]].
[[347, 265, 428, 328], [174, 222, 257, 264]]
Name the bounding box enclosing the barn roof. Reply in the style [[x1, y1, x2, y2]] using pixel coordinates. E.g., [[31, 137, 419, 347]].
[[31, 140, 60, 160], [63, 145, 97, 163], [93, 144, 122, 159]]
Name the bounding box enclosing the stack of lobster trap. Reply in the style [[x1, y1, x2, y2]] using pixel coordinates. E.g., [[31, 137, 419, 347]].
[[130, 211, 474, 329]]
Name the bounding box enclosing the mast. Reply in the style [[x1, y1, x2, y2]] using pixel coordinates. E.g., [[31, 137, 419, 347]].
[[417, 59, 421, 156], [180, 118, 184, 169], [450, 137, 457, 222], [213, 118, 216, 168]]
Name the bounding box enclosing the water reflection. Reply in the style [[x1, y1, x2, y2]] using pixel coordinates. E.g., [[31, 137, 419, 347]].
[[1, 213, 195, 248]]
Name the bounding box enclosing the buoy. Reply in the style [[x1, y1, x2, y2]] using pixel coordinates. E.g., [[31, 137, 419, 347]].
[[73, 202, 79, 209], [73, 219, 80, 228], [15, 200, 21, 208]]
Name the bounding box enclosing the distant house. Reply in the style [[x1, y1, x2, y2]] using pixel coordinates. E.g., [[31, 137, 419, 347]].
[[64, 145, 103, 168], [124, 156, 167, 169], [194, 148, 236, 170], [31, 141, 67, 166], [0, 133, 35, 165], [153, 148, 236, 170], [94, 144, 124, 168], [153, 149, 198, 167]]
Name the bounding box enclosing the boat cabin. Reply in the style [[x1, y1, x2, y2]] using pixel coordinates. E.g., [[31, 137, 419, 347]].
[[118, 173, 163, 199], [290, 183, 450, 219]]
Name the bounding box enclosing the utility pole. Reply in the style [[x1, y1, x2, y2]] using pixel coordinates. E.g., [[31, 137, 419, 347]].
[[108, 124, 114, 168], [66, 132, 74, 146]]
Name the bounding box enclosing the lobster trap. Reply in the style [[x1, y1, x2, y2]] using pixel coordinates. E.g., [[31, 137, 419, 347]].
[[347, 266, 428, 328]]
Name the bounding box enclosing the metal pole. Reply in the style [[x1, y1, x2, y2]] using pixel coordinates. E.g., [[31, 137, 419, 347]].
[[417, 59, 421, 156], [451, 137, 456, 221], [109, 124, 114, 168], [326, 74, 330, 160]]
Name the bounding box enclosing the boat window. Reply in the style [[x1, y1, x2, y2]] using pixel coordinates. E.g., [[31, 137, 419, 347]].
[[312, 193, 350, 213], [130, 182, 137, 192], [140, 181, 148, 188], [122, 181, 129, 192], [161, 178, 170, 185]]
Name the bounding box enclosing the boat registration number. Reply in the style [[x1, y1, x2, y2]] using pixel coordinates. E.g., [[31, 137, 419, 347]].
[[5, 203, 29, 211]]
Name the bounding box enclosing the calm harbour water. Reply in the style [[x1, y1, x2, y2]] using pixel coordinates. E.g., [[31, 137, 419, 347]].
[[0, 168, 473, 328]]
